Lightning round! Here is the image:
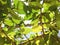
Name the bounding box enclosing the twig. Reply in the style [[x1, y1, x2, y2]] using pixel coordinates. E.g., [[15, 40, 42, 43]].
[[0, 25, 16, 45], [39, 10, 44, 36], [18, 34, 44, 45], [39, 0, 45, 36]]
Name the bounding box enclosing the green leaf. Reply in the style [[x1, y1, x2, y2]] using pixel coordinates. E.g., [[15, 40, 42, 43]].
[[24, 14, 32, 20], [14, 0, 19, 8], [23, 28, 31, 34], [3, 27, 8, 31], [43, 3, 50, 12], [17, 1, 25, 14], [12, 18, 21, 24], [43, 12, 51, 22], [4, 18, 13, 26], [8, 8, 21, 19], [49, 12, 54, 19], [8, 31, 16, 38]]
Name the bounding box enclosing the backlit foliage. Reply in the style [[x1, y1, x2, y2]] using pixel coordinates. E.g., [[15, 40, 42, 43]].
[[0, 0, 60, 45]]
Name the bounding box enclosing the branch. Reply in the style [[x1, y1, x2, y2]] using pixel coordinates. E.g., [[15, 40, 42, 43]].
[[39, 0, 45, 36], [39, 10, 45, 36], [0, 25, 16, 45], [18, 34, 44, 45], [51, 35, 60, 43], [1, 30, 16, 45]]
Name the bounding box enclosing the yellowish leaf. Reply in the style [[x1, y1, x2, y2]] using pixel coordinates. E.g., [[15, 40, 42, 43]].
[[36, 40, 40, 45], [32, 25, 42, 33]]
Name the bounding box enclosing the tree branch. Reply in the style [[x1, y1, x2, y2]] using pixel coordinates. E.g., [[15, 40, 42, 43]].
[[18, 34, 44, 45], [0, 25, 16, 45]]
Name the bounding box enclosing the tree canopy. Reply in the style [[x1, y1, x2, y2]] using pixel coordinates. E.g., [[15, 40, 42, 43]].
[[0, 0, 60, 45]]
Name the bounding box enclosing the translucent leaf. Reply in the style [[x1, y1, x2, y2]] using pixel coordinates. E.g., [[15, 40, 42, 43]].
[[14, 0, 19, 8], [36, 40, 40, 45], [24, 14, 32, 20], [12, 18, 21, 24], [32, 9, 40, 13], [43, 3, 50, 12], [31, 19, 39, 24], [8, 32, 16, 39], [42, 16, 50, 23], [23, 28, 31, 34], [49, 12, 54, 19], [4, 18, 14, 26], [32, 25, 42, 33], [3, 27, 8, 31], [17, 1, 25, 14]]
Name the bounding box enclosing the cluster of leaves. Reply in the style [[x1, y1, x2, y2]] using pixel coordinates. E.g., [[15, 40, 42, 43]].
[[0, 0, 60, 45]]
